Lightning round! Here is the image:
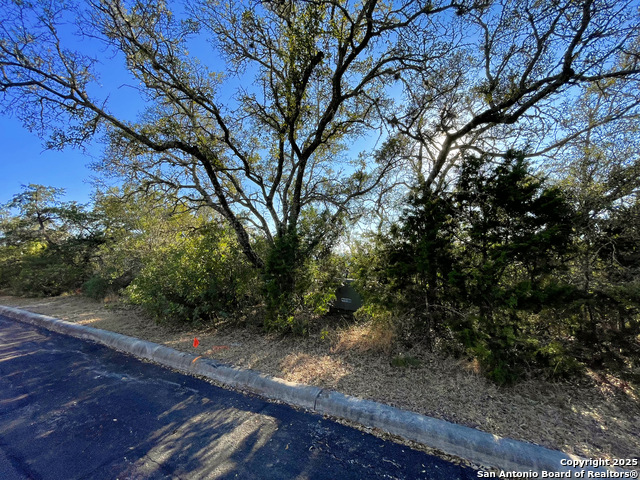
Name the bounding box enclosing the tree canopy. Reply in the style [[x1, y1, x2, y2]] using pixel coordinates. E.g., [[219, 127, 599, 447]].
[[0, 184, 105, 296], [3, 0, 639, 260]]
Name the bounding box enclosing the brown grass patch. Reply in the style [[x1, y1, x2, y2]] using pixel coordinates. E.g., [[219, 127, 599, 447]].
[[332, 321, 395, 355], [280, 353, 351, 386]]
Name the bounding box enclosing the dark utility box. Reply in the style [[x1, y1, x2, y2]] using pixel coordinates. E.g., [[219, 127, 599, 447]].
[[333, 279, 363, 312]]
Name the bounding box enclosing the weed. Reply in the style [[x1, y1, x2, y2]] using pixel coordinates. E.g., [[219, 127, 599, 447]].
[[391, 355, 422, 368]]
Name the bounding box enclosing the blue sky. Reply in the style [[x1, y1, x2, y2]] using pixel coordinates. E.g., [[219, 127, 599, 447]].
[[0, 54, 145, 207], [0, 115, 99, 206], [0, 8, 138, 207], [0, 1, 391, 210], [0, 2, 231, 208]]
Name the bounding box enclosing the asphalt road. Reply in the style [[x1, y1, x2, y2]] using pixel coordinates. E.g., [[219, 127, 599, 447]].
[[0, 314, 479, 480]]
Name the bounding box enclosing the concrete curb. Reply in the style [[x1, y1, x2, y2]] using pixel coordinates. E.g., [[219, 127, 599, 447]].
[[0, 305, 630, 477]]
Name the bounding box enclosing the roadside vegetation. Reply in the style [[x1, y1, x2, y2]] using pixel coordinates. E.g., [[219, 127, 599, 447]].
[[1, 169, 638, 389], [0, 0, 638, 394]]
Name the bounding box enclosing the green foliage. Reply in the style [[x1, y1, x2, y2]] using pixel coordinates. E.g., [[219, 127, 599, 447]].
[[82, 275, 112, 300], [592, 201, 640, 341], [353, 303, 393, 325], [7, 244, 86, 297], [125, 224, 257, 325], [534, 341, 584, 379], [351, 238, 405, 315], [261, 231, 343, 334], [262, 231, 304, 333], [301, 253, 343, 316], [556, 136, 640, 359], [264, 314, 309, 337], [357, 152, 580, 383], [90, 188, 201, 292], [390, 355, 421, 368], [261, 207, 346, 334], [0, 185, 105, 296], [447, 154, 577, 382]]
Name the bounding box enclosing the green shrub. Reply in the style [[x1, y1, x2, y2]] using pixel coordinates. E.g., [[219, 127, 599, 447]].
[[355, 152, 580, 383], [264, 314, 309, 336], [4, 243, 89, 297], [262, 231, 302, 331], [82, 275, 112, 300], [391, 355, 421, 368], [0, 185, 106, 297], [535, 341, 584, 379], [125, 225, 257, 324], [261, 229, 345, 334]]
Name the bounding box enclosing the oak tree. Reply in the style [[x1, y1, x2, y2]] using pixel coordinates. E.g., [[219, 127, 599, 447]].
[[2, 0, 639, 305]]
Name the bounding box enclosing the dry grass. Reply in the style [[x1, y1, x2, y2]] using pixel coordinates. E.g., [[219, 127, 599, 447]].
[[1, 294, 639, 466], [332, 321, 395, 355]]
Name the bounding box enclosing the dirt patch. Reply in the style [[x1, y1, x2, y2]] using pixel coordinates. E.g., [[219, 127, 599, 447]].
[[1, 294, 639, 465]]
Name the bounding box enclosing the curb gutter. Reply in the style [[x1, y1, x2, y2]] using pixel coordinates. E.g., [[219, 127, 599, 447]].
[[0, 305, 629, 478]]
